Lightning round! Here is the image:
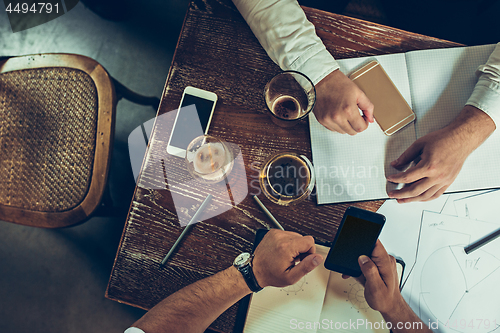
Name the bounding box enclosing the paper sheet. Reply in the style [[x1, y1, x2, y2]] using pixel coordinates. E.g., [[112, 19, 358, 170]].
[[377, 190, 500, 333], [377, 197, 448, 285], [408, 211, 500, 333], [244, 245, 396, 333], [310, 44, 500, 204], [440, 191, 491, 216], [453, 189, 500, 222], [309, 53, 415, 204], [244, 246, 331, 333], [318, 273, 388, 333], [405, 44, 500, 194]]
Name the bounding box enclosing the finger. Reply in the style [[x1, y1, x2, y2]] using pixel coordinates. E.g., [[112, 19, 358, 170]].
[[335, 117, 358, 136], [387, 162, 430, 186], [390, 141, 423, 169], [347, 114, 369, 133], [354, 274, 367, 286], [320, 118, 346, 134], [423, 185, 448, 202], [396, 184, 441, 203], [329, 122, 346, 134], [358, 255, 386, 291], [357, 92, 374, 123], [389, 178, 433, 200], [369, 240, 394, 285], [286, 254, 323, 284]]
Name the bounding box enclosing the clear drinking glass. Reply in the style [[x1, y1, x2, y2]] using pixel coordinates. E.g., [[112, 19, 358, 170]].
[[185, 135, 234, 184], [259, 151, 316, 205], [264, 71, 316, 128]]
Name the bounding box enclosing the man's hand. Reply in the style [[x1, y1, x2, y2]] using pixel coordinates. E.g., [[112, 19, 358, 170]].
[[252, 229, 323, 288], [314, 69, 374, 135], [356, 240, 401, 314], [356, 241, 433, 332], [387, 105, 496, 203]]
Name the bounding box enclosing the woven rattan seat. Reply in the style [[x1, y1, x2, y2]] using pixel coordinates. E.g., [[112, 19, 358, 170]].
[[0, 54, 116, 228], [0, 67, 98, 212]]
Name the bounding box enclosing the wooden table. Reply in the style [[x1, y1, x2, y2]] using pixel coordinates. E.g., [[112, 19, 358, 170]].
[[105, 0, 460, 332]]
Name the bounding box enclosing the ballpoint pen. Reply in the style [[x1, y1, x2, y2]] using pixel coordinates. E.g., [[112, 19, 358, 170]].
[[253, 195, 285, 231], [159, 194, 213, 268]]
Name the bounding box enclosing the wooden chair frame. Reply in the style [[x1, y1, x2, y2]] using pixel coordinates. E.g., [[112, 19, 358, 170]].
[[0, 54, 116, 228]]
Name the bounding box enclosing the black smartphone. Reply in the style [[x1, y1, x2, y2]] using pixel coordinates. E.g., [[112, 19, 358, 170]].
[[324, 206, 386, 277]]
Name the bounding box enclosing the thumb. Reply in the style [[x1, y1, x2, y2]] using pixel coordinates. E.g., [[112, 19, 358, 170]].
[[357, 92, 374, 123], [358, 255, 385, 291], [287, 254, 323, 283], [391, 140, 422, 169]]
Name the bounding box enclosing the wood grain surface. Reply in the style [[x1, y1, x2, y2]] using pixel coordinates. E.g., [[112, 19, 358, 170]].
[[105, 0, 461, 332]]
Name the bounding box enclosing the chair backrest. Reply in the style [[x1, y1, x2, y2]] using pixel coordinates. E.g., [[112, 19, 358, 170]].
[[0, 54, 116, 228]]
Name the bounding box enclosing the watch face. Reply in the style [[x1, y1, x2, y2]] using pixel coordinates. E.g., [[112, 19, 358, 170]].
[[235, 252, 251, 267]]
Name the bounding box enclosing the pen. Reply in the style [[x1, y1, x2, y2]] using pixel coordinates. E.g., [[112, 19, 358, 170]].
[[464, 226, 500, 254], [253, 195, 285, 231], [160, 194, 213, 268]]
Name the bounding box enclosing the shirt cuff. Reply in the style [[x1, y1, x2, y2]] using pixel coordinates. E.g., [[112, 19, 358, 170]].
[[466, 76, 500, 129], [287, 44, 340, 85], [124, 327, 145, 333]]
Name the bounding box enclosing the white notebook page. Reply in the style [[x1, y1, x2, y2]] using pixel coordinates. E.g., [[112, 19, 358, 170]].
[[405, 44, 500, 193], [244, 246, 331, 333], [310, 44, 500, 204], [309, 53, 415, 204]]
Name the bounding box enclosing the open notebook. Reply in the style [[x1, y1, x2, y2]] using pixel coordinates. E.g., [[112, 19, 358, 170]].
[[309, 44, 500, 204], [242, 244, 402, 333]]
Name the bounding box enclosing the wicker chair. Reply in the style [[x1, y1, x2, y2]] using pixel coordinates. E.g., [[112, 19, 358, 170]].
[[0, 53, 159, 228]]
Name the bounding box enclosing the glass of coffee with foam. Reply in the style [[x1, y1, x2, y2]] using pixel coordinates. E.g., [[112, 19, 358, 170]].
[[264, 71, 316, 128], [259, 151, 316, 205]]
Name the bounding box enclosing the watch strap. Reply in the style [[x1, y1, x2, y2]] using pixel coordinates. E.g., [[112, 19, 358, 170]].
[[237, 255, 263, 292]]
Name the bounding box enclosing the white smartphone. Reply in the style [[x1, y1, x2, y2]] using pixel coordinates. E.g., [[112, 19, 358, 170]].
[[166, 86, 218, 157]]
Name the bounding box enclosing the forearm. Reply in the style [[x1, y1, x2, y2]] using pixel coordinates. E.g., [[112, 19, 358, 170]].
[[466, 42, 500, 127], [232, 0, 338, 84], [133, 266, 251, 333], [381, 297, 432, 333], [444, 105, 496, 155]]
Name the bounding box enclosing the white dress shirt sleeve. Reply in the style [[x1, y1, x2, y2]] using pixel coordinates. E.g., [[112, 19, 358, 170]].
[[232, 0, 339, 85], [124, 327, 145, 333], [466, 42, 500, 128]]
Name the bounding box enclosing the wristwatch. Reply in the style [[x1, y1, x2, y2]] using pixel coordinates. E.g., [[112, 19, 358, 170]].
[[233, 252, 263, 292]]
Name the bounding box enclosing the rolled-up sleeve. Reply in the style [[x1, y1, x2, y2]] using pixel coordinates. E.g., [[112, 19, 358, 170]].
[[466, 42, 500, 128], [232, 0, 339, 85]]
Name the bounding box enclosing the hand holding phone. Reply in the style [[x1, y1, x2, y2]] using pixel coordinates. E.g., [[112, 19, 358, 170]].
[[350, 60, 415, 136], [324, 206, 385, 277], [356, 240, 405, 315]]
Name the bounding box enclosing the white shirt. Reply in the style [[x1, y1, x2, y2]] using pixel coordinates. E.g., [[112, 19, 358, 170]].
[[232, 0, 500, 128]]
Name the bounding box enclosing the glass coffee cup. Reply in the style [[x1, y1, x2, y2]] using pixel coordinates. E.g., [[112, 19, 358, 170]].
[[264, 71, 316, 128], [259, 151, 316, 205], [185, 135, 234, 184]]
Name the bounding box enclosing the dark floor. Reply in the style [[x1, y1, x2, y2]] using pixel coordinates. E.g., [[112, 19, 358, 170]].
[[0, 0, 496, 332], [0, 1, 188, 332]]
